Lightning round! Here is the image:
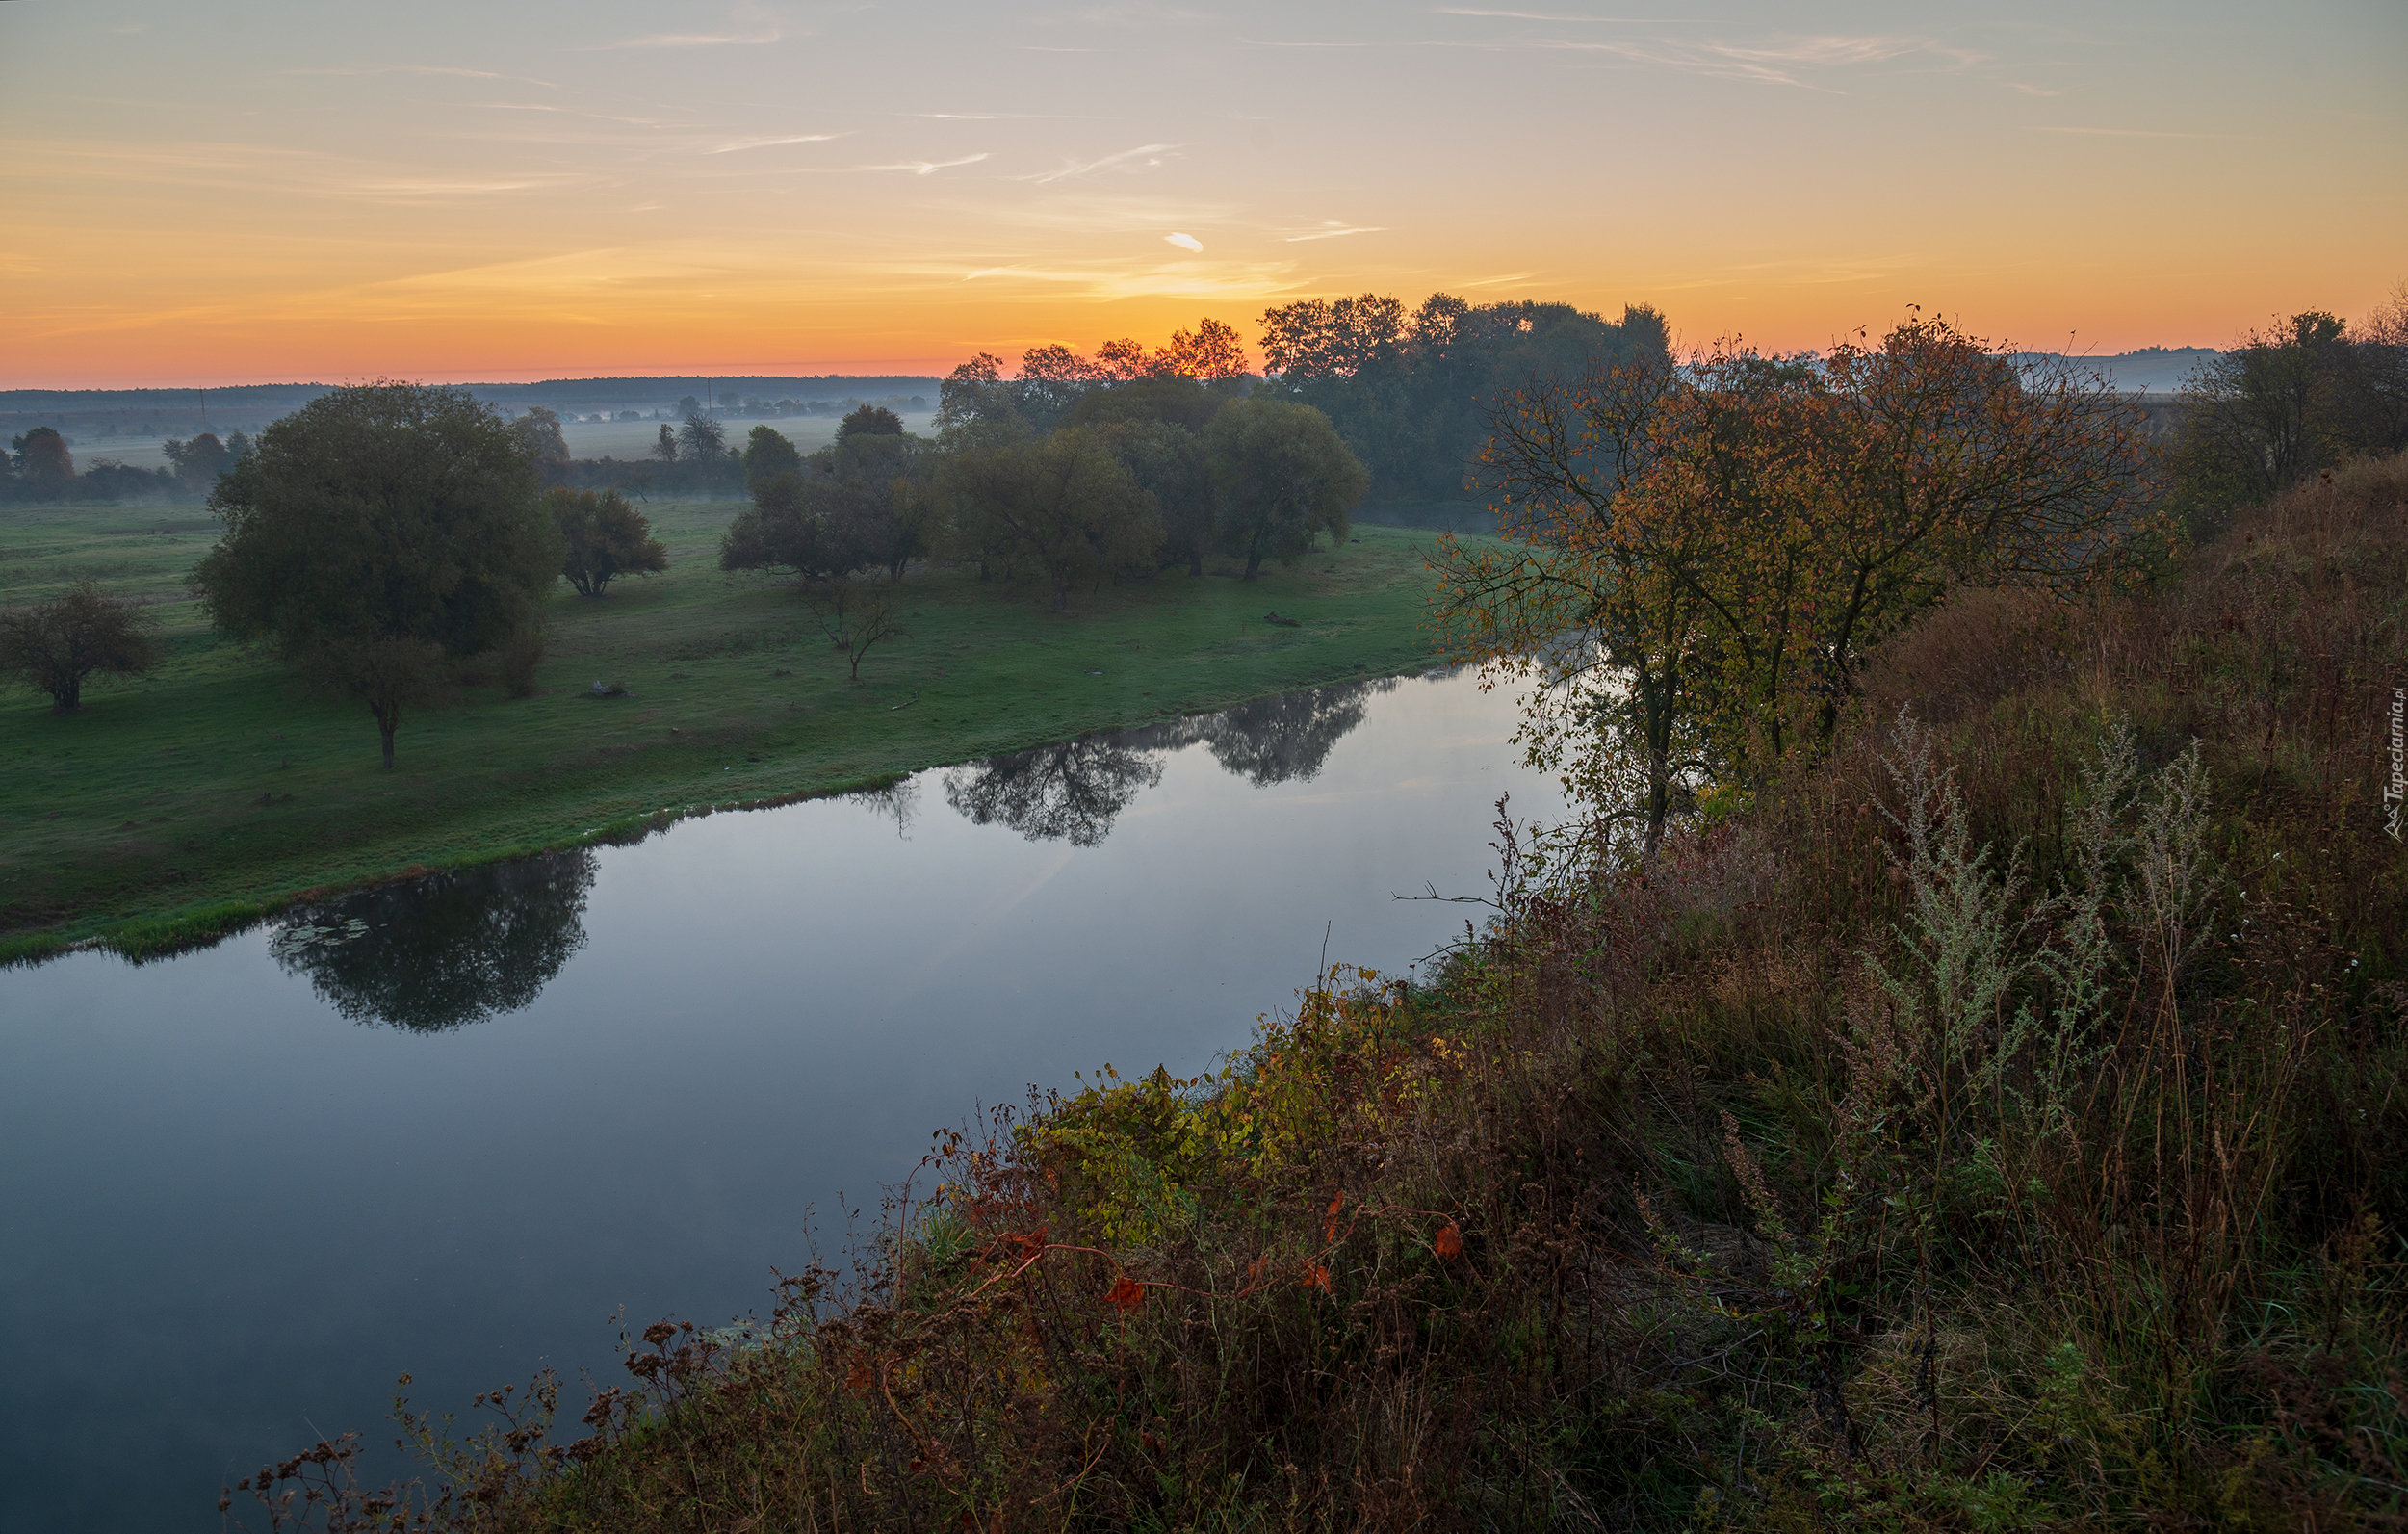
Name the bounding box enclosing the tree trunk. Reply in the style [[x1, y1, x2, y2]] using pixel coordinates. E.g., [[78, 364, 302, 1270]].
[[1049, 569, 1070, 611], [53, 676, 81, 713], [373, 700, 401, 768]]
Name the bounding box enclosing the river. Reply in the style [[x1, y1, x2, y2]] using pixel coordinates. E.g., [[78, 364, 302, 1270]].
[[0, 668, 1566, 1530]]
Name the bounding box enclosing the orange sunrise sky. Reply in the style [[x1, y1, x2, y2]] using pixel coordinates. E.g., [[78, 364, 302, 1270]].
[[4, 0, 2402, 388]]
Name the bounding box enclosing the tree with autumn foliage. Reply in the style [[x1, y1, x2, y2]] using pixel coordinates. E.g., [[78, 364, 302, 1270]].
[[1432, 351, 1710, 859], [1438, 313, 2162, 851]]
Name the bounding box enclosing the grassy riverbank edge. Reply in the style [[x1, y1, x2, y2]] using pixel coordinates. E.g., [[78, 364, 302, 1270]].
[[0, 649, 1426, 969], [2, 502, 1462, 966]]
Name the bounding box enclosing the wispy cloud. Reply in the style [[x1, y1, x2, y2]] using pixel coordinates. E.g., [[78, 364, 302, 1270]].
[[1537, 33, 1980, 86], [945, 257, 1304, 302], [1065, 2, 1217, 22], [477, 103, 669, 126], [2008, 82, 2063, 96], [1246, 26, 1978, 85], [585, 7, 785, 53], [863, 154, 991, 175], [1434, 8, 1713, 19], [284, 65, 560, 88], [1022, 143, 1179, 184], [709, 134, 848, 153], [2028, 125, 2219, 138], [1284, 222, 1384, 242], [1165, 232, 1204, 251], [907, 113, 1107, 120], [1462, 272, 1541, 287], [25, 137, 600, 204]]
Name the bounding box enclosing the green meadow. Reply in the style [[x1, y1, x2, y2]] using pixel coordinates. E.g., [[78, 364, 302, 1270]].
[[0, 496, 1455, 959]]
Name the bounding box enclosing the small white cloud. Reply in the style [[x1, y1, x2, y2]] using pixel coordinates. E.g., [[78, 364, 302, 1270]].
[[1023, 143, 1179, 184], [1165, 231, 1204, 252], [585, 29, 781, 50], [709, 134, 845, 153], [865, 153, 991, 175], [2028, 125, 2217, 138]]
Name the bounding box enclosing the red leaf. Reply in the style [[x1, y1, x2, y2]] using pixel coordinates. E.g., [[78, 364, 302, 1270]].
[[1104, 1276, 1146, 1313], [1435, 1221, 1463, 1261]]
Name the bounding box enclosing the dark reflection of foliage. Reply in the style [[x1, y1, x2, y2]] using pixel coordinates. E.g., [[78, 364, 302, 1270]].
[[274, 851, 597, 1032], [943, 738, 1164, 847], [848, 777, 920, 839], [1198, 677, 1395, 786]]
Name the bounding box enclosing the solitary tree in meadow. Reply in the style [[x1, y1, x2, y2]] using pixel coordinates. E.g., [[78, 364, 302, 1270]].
[[0, 579, 161, 712], [11, 427, 75, 497], [191, 382, 562, 768], [550, 488, 668, 596]]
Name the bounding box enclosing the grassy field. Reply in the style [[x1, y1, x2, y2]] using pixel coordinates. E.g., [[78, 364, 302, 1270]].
[[0, 496, 1459, 958]]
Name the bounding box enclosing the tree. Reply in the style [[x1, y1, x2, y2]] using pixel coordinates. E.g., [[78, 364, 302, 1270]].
[[653, 424, 680, 463], [1091, 419, 1216, 574], [1651, 319, 2160, 757], [191, 382, 562, 769], [678, 413, 728, 494], [1435, 351, 1708, 858], [741, 425, 800, 490], [1159, 317, 1252, 381], [936, 352, 1031, 447], [550, 487, 668, 596], [12, 427, 74, 497], [1060, 375, 1229, 434], [0, 578, 162, 712], [2172, 311, 2350, 517], [2172, 300, 2408, 525], [941, 429, 1161, 610], [507, 407, 571, 485], [1256, 293, 1670, 500], [163, 431, 231, 492], [720, 471, 881, 583], [806, 571, 906, 683], [1439, 314, 2162, 854], [1203, 399, 1367, 579], [840, 403, 905, 439]]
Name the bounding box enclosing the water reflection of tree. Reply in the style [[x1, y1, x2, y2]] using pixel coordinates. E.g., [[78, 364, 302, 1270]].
[[1198, 677, 1395, 786], [942, 739, 1164, 847], [848, 777, 920, 839], [272, 850, 597, 1032]]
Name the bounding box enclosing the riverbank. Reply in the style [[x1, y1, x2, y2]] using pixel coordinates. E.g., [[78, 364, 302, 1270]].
[[244, 455, 2408, 1529], [0, 499, 1458, 962]]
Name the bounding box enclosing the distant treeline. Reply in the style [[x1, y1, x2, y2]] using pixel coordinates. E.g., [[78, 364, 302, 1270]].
[[3, 426, 251, 506], [0, 375, 943, 417]]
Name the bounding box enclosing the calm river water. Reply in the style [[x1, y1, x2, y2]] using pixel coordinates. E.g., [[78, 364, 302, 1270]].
[[0, 669, 1566, 1531]]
